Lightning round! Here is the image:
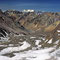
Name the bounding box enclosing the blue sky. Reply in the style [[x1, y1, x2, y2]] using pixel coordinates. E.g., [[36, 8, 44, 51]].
[[0, 0, 60, 12]]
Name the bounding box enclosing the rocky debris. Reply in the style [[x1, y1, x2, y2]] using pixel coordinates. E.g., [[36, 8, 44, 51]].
[[0, 9, 60, 40], [0, 10, 30, 37], [0, 9, 60, 59], [15, 12, 60, 31]]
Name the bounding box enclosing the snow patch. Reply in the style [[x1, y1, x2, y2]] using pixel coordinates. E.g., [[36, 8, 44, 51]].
[[35, 40, 41, 45], [0, 56, 10, 60], [0, 41, 31, 54], [0, 37, 9, 42], [0, 47, 59, 60], [30, 37, 36, 39], [48, 39, 52, 44], [57, 30, 60, 32], [54, 40, 59, 44], [12, 48, 54, 60]]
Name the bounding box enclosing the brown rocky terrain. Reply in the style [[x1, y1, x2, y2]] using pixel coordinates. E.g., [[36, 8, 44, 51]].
[[0, 9, 59, 43], [0, 9, 60, 60], [0, 9, 60, 38], [0, 10, 31, 37]]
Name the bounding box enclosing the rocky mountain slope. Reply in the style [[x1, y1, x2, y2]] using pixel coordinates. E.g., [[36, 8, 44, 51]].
[[0, 9, 60, 39], [0, 10, 31, 37], [0, 9, 60, 60]]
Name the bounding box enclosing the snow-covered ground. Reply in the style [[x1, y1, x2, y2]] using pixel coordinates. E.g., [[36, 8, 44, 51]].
[[0, 41, 31, 55], [0, 35, 60, 60], [0, 47, 60, 60], [0, 47, 55, 60]]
